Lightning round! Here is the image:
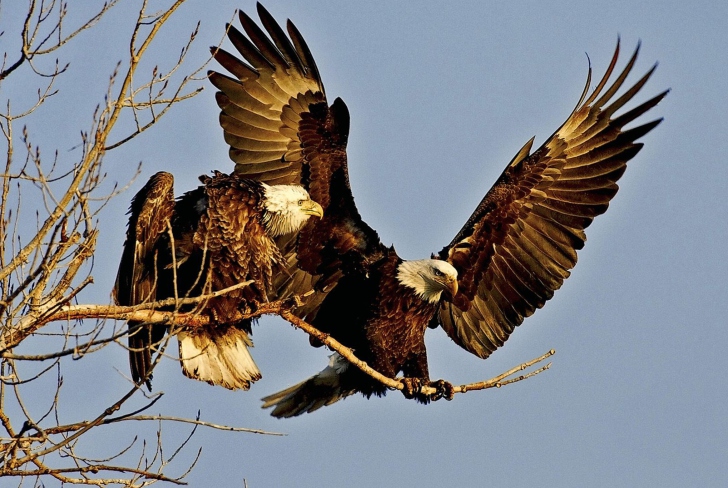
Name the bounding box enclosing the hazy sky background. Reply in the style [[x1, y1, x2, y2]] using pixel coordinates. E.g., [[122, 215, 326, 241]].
[[4, 1, 727, 486]]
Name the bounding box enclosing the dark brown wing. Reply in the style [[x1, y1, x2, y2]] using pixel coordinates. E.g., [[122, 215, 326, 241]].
[[435, 40, 668, 359], [113, 172, 175, 388], [210, 4, 384, 313]]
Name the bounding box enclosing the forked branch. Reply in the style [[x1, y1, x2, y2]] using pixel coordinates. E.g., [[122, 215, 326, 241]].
[[278, 308, 554, 397], [0, 2, 233, 484], [26, 290, 554, 400]]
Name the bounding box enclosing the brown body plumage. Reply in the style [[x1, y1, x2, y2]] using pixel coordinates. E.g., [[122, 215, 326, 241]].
[[207, 4, 668, 416], [114, 170, 322, 390], [311, 252, 439, 391]]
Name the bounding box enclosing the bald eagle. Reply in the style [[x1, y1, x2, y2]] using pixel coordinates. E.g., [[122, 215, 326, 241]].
[[208, 4, 668, 416], [113, 171, 323, 390]]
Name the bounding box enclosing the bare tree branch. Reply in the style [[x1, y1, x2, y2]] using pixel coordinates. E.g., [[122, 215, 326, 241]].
[[106, 414, 285, 437], [278, 308, 554, 398], [26, 293, 554, 401], [0, 2, 288, 485]]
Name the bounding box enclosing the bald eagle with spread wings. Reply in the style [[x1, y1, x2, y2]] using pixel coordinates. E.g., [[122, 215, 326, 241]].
[[208, 3, 667, 417], [113, 171, 323, 391]]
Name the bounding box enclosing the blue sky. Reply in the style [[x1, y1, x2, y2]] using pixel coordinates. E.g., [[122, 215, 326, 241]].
[[4, 1, 727, 486]]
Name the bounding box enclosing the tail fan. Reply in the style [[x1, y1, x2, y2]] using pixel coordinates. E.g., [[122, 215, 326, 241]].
[[178, 324, 261, 390], [261, 353, 355, 417]]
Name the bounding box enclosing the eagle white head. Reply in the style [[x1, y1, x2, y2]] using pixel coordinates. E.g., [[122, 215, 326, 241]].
[[397, 259, 459, 304], [261, 183, 324, 237]]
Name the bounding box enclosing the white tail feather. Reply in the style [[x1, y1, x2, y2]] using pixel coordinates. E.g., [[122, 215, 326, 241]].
[[261, 353, 354, 417], [178, 327, 261, 390]]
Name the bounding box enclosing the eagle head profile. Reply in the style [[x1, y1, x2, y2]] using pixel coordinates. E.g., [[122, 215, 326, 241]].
[[397, 259, 459, 304], [261, 183, 323, 237]]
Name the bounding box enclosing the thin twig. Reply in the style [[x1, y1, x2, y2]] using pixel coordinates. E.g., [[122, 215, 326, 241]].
[[107, 415, 285, 436]]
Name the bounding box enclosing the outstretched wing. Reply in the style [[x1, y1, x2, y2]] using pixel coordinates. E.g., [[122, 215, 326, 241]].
[[435, 40, 668, 359], [209, 4, 383, 311], [210, 4, 323, 184], [113, 172, 175, 388]]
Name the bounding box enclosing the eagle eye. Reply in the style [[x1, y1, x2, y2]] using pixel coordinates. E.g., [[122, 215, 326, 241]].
[[433, 268, 444, 277], [297, 199, 304, 206]]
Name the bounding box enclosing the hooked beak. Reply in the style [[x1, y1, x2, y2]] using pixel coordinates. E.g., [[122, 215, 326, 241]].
[[446, 277, 459, 300], [301, 200, 324, 219], [437, 276, 458, 300]]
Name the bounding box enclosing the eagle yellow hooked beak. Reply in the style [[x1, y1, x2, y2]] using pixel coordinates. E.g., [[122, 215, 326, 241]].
[[435, 273, 458, 300], [446, 277, 459, 299], [301, 200, 324, 219]]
